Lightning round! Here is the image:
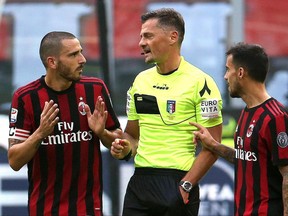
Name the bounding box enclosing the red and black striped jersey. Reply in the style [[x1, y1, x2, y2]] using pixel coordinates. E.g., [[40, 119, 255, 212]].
[[9, 76, 120, 216], [234, 98, 288, 216]]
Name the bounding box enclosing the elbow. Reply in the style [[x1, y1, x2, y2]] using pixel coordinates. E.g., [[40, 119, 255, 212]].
[[8, 160, 23, 171], [10, 164, 22, 172], [8, 151, 23, 171]]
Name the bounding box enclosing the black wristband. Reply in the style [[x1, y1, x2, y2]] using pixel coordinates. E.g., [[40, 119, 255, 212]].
[[120, 149, 132, 161]]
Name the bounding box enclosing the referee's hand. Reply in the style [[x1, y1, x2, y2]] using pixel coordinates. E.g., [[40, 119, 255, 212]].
[[111, 138, 131, 160]]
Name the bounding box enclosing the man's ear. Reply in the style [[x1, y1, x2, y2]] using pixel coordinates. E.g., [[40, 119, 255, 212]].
[[238, 67, 245, 79], [47, 57, 57, 69], [169, 31, 178, 45]]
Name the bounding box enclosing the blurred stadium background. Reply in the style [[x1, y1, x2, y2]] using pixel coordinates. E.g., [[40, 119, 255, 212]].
[[0, 0, 287, 215]]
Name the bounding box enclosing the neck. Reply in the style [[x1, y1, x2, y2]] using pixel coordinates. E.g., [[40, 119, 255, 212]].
[[45, 74, 72, 92], [241, 82, 270, 108], [156, 55, 181, 75]]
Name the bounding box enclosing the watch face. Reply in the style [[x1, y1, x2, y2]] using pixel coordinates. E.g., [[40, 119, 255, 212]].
[[184, 182, 192, 190], [180, 181, 192, 192]]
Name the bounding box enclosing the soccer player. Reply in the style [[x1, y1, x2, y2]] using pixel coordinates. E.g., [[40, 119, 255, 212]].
[[7, 31, 122, 216], [110, 8, 223, 216], [191, 42, 288, 216]]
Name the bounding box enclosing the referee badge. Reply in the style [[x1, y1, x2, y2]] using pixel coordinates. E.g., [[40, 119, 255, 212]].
[[277, 132, 288, 148]]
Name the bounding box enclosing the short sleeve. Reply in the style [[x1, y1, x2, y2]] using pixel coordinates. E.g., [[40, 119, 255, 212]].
[[270, 114, 288, 166], [126, 84, 139, 121], [194, 74, 223, 127]]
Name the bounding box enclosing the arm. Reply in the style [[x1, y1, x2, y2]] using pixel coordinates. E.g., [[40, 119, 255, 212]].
[[85, 96, 122, 148], [279, 165, 288, 216], [190, 122, 235, 163], [110, 120, 139, 160], [8, 100, 59, 171], [178, 123, 222, 203], [184, 123, 222, 182]]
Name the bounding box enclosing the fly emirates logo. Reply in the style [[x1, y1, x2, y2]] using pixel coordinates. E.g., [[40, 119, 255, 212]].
[[42, 121, 93, 145], [235, 136, 257, 161]]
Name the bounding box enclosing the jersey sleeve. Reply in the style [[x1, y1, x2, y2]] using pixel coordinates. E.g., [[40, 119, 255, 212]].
[[100, 82, 121, 130], [270, 113, 288, 166], [126, 82, 139, 121], [9, 91, 32, 141], [194, 74, 223, 127]]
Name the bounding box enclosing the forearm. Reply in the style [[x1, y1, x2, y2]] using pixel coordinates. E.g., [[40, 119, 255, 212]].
[[122, 132, 138, 157], [210, 142, 235, 164], [183, 123, 222, 183], [184, 149, 218, 184], [282, 169, 288, 216], [99, 128, 122, 149], [8, 129, 43, 171]]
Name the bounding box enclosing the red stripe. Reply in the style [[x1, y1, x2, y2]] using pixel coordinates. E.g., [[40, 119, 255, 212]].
[[43, 144, 56, 214], [29, 151, 41, 216], [37, 87, 50, 106], [14, 133, 29, 138], [58, 94, 72, 215]]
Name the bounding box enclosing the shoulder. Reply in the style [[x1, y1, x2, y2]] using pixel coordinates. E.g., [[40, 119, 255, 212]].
[[77, 76, 110, 93], [181, 61, 219, 94], [13, 78, 42, 97], [265, 98, 288, 116], [180, 58, 215, 81], [79, 76, 105, 84]]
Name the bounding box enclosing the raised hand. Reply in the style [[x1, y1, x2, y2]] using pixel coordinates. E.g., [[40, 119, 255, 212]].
[[38, 100, 59, 138], [85, 96, 108, 136]]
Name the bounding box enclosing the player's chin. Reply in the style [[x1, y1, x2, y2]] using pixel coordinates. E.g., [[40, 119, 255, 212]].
[[72, 74, 81, 82]]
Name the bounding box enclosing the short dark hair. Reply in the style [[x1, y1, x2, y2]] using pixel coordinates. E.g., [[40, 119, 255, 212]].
[[141, 8, 185, 45], [226, 42, 269, 83], [39, 31, 76, 68]]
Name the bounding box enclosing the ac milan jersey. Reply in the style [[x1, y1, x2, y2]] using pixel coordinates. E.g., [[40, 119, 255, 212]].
[[9, 76, 120, 216], [234, 98, 288, 216]]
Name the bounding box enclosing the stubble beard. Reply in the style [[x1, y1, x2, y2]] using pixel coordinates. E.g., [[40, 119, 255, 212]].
[[57, 61, 81, 82]]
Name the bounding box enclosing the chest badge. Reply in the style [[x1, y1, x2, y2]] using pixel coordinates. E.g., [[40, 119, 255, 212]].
[[246, 120, 255, 137], [167, 100, 176, 114], [78, 97, 87, 116]]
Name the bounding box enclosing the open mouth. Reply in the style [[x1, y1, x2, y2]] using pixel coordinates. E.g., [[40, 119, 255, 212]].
[[142, 49, 151, 55]]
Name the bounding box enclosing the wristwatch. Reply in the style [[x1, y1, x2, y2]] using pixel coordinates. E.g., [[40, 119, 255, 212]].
[[179, 180, 193, 193]]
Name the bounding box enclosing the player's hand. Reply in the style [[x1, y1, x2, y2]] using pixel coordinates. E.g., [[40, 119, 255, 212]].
[[85, 96, 108, 136], [189, 122, 216, 150], [111, 138, 131, 160], [38, 100, 59, 138]]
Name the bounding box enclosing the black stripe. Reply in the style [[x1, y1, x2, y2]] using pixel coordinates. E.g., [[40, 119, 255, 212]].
[[101, 85, 120, 130], [30, 91, 47, 215], [68, 89, 81, 215], [85, 82, 96, 214]]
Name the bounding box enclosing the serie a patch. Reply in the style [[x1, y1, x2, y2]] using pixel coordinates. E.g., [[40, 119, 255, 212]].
[[200, 99, 220, 119], [277, 132, 288, 148], [10, 108, 18, 123]]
